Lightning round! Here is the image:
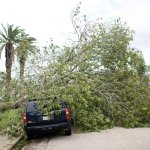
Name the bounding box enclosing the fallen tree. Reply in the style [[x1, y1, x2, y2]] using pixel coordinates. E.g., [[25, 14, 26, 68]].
[[0, 96, 28, 112]]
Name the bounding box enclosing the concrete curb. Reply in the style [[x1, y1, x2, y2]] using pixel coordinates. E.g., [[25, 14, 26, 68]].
[[7, 134, 24, 150]]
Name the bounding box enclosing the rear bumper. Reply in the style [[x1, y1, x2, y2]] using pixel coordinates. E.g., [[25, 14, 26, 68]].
[[24, 122, 70, 133]]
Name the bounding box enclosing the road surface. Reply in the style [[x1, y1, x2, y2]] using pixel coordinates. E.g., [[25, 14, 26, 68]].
[[23, 127, 150, 150]]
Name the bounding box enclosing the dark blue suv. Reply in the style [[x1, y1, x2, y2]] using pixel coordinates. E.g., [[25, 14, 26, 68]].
[[23, 99, 72, 139]]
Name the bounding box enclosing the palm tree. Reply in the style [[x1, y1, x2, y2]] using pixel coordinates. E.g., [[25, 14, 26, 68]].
[[16, 33, 37, 82], [0, 24, 23, 91]]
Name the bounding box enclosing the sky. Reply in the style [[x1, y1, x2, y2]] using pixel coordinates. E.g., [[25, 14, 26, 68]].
[[0, 0, 150, 71]]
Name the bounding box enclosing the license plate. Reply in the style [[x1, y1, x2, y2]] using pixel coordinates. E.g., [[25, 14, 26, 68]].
[[43, 116, 49, 120]]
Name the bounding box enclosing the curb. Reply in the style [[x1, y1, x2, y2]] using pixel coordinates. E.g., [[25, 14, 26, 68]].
[[7, 134, 24, 150]]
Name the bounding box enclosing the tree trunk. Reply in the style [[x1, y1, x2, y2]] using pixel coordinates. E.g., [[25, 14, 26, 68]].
[[5, 43, 13, 99], [19, 58, 26, 82], [0, 95, 28, 112]]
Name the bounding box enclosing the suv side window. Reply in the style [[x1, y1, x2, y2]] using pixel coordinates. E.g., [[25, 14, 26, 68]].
[[60, 100, 67, 108]]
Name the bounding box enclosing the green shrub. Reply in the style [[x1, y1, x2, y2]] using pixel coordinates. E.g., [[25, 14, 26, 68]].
[[0, 109, 23, 136]]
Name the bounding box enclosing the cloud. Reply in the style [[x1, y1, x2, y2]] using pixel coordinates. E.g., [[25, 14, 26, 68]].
[[0, 0, 150, 72], [81, 0, 150, 64]]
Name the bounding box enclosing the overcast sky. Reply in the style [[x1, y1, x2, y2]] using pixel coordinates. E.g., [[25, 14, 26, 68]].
[[0, 0, 150, 71]]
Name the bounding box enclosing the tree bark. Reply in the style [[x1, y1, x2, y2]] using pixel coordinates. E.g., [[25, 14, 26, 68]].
[[5, 43, 13, 99], [20, 58, 25, 82], [0, 95, 28, 112]]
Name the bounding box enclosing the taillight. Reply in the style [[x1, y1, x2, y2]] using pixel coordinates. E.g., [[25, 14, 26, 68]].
[[23, 112, 27, 125], [65, 108, 70, 121]]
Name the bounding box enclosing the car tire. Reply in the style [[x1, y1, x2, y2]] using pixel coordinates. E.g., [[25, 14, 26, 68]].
[[65, 128, 72, 136], [26, 132, 33, 140]]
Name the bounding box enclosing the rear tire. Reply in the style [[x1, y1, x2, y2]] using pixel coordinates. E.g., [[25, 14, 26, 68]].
[[26, 132, 33, 140], [65, 128, 72, 136]]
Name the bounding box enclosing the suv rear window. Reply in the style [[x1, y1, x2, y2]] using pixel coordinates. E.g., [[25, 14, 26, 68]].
[[26, 101, 39, 112]]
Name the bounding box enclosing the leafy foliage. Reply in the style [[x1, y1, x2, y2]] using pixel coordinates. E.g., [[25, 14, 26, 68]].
[[19, 10, 149, 131], [0, 109, 23, 136], [0, 5, 150, 136]]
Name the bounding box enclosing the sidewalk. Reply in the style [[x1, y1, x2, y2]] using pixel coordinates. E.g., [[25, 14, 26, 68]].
[[0, 135, 14, 150], [0, 134, 24, 150]]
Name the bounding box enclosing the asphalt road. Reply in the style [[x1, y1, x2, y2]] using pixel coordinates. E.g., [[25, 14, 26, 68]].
[[23, 127, 150, 150]]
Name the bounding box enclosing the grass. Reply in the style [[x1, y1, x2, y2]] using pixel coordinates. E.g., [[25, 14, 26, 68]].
[[0, 109, 23, 136]]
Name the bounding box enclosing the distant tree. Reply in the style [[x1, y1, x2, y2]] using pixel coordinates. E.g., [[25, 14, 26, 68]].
[[0, 24, 23, 94], [16, 33, 37, 82]]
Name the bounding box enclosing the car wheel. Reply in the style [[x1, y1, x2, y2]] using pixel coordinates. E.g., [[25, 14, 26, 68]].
[[26, 132, 33, 140], [65, 128, 72, 136]]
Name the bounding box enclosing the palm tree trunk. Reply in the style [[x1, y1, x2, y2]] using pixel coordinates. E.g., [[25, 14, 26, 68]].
[[5, 43, 13, 99], [19, 58, 26, 96], [19, 58, 25, 82]]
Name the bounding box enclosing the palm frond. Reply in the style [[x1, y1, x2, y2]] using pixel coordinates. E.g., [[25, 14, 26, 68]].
[[0, 44, 5, 58], [1, 24, 8, 39], [0, 24, 8, 41], [0, 31, 7, 41], [7, 24, 12, 41], [0, 37, 6, 43], [28, 37, 36, 42], [10, 25, 19, 41], [2, 24, 23, 43], [16, 35, 37, 61]]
